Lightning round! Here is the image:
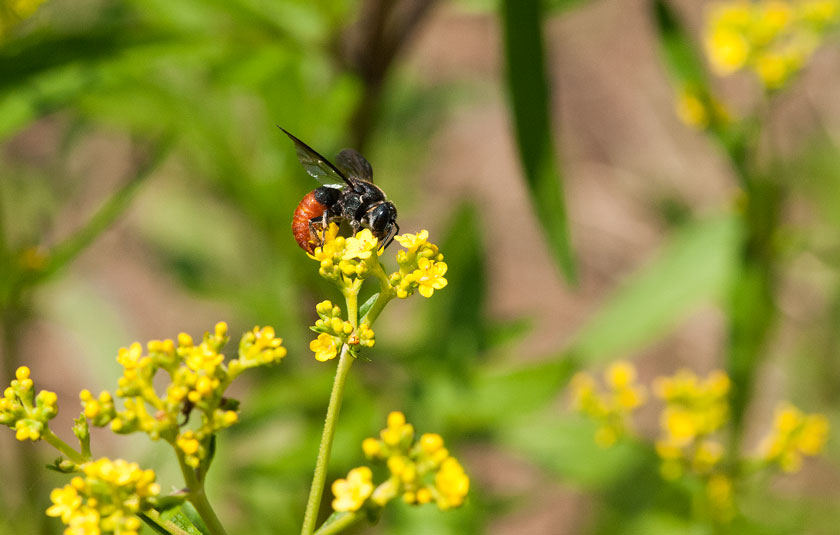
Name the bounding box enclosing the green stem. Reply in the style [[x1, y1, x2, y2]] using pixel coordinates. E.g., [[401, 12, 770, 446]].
[[42, 429, 86, 464], [361, 268, 395, 326], [312, 512, 363, 535], [345, 289, 359, 327], [175, 446, 228, 535], [301, 343, 355, 535]]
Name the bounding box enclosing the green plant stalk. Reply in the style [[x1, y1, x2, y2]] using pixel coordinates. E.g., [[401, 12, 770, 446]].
[[301, 287, 361, 535], [301, 343, 355, 535], [42, 429, 86, 465], [174, 446, 228, 535], [724, 105, 781, 448], [313, 511, 362, 535], [361, 274, 394, 326]]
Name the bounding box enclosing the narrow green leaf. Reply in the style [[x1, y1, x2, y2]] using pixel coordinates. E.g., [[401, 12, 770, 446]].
[[500, 411, 648, 488], [569, 214, 742, 363], [500, 0, 576, 283], [652, 0, 707, 86], [179, 502, 211, 535], [358, 292, 379, 319], [138, 513, 176, 535]]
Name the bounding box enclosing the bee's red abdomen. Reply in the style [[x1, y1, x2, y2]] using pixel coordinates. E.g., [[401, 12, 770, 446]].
[[292, 190, 327, 253]]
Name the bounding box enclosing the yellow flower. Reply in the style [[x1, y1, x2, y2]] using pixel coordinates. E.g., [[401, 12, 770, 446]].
[[606, 361, 635, 389], [435, 456, 470, 510], [380, 411, 414, 446], [411, 257, 448, 298], [46, 486, 82, 523], [703, 0, 840, 89], [394, 230, 430, 253], [310, 333, 339, 362], [653, 369, 730, 478], [706, 27, 751, 74], [759, 402, 829, 472], [348, 412, 469, 513], [65, 506, 101, 535], [230, 325, 287, 375], [343, 229, 379, 261], [570, 362, 646, 447], [48, 458, 159, 535], [332, 466, 374, 512], [362, 437, 382, 458]]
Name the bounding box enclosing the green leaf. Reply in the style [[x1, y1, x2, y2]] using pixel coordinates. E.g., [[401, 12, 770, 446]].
[[652, 0, 707, 87], [569, 214, 741, 364], [500, 411, 648, 488], [358, 292, 379, 319], [179, 502, 211, 535], [156, 505, 207, 535], [500, 0, 576, 283]]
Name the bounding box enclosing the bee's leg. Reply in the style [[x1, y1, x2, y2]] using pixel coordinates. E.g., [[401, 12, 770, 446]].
[[308, 212, 329, 248]]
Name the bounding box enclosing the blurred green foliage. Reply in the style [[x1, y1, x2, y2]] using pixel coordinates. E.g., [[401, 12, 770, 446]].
[[1, 0, 840, 534]]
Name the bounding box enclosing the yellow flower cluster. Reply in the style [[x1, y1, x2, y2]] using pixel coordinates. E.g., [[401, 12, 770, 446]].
[[308, 225, 449, 301], [654, 369, 730, 480], [704, 0, 840, 89], [308, 300, 375, 362], [758, 402, 829, 472], [391, 231, 448, 299], [0, 366, 59, 442], [331, 412, 469, 513], [309, 224, 382, 286], [570, 361, 646, 447], [46, 457, 160, 535], [80, 322, 286, 469]]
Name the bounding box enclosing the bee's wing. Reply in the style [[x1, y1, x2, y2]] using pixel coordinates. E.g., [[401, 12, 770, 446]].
[[279, 126, 351, 187], [336, 149, 373, 182]]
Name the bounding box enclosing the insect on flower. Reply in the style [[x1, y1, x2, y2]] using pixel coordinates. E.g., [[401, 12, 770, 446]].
[[280, 127, 399, 253]]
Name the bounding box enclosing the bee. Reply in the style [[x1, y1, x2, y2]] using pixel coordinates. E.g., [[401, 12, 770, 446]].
[[280, 127, 399, 254]]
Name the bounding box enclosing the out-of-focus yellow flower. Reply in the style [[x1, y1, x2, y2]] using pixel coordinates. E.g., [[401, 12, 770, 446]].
[[333, 411, 469, 513], [570, 361, 646, 447], [380, 411, 414, 447], [46, 486, 82, 523], [758, 402, 829, 472], [310, 333, 339, 362], [79, 323, 285, 469], [332, 466, 375, 512], [704, 0, 840, 89], [47, 458, 159, 535], [1, 366, 59, 442], [653, 369, 730, 477], [435, 456, 470, 510]]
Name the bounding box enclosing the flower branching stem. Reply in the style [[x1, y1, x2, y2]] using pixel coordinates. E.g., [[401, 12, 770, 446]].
[[42, 429, 86, 465], [175, 445, 228, 535], [301, 287, 360, 535]]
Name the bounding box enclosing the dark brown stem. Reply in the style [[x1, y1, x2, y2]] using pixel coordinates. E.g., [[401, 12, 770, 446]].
[[345, 0, 438, 150]]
